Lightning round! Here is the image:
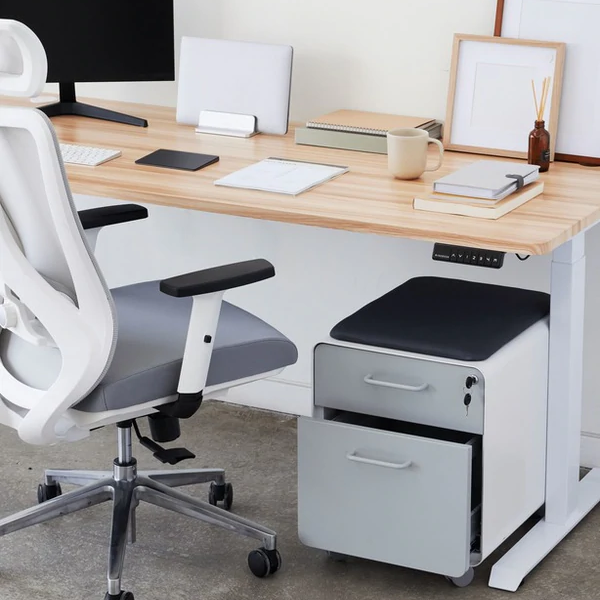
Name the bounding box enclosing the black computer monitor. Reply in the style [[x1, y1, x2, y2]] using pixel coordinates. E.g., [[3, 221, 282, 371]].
[[0, 1, 175, 127]]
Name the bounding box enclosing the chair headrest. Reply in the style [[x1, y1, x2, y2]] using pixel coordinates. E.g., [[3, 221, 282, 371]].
[[0, 19, 47, 98]]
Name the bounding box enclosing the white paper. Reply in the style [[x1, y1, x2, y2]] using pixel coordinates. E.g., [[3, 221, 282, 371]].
[[214, 158, 349, 195]]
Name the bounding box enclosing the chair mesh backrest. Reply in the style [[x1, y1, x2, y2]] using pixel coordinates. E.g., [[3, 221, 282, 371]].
[[0, 20, 117, 445]]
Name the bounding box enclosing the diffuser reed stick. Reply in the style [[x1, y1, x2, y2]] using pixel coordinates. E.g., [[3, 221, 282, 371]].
[[532, 76, 551, 121], [531, 80, 539, 120]]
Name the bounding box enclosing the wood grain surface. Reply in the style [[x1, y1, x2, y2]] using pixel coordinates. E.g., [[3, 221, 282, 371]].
[[6, 97, 600, 255]]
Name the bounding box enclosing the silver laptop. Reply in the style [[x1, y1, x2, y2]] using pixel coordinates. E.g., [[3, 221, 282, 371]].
[[176, 37, 293, 135]]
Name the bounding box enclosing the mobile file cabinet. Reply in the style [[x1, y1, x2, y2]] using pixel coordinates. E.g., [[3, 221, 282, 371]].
[[298, 277, 551, 586]]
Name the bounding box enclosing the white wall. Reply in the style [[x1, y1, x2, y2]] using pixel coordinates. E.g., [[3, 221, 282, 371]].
[[64, 0, 498, 121], [60, 0, 600, 465]]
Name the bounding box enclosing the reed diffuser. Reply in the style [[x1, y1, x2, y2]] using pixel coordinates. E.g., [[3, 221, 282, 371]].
[[528, 77, 551, 172]]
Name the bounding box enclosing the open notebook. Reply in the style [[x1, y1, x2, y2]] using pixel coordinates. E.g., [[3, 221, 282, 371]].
[[214, 158, 349, 195]]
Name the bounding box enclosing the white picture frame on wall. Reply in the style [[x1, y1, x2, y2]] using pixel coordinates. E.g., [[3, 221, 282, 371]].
[[496, 0, 600, 164], [443, 34, 565, 159]]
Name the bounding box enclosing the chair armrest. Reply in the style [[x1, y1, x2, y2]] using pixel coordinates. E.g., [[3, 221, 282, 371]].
[[78, 204, 148, 231], [159, 259, 275, 400], [159, 259, 275, 298]]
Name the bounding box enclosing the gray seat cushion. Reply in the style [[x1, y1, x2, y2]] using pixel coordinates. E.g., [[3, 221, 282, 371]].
[[75, 281, 297, 412]]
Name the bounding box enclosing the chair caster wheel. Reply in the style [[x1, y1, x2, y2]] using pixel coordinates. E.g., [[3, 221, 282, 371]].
[[326, 551, 348, 562], [104, 592, 134, 600], [248, 548, 282, 578], [208, 482, 233, 511], [445, 567, 475, 588], [37, 482, 62, 503]]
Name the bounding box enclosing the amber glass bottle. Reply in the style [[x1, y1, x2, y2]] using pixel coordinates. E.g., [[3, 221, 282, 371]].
[[528, 120, 550, 172]]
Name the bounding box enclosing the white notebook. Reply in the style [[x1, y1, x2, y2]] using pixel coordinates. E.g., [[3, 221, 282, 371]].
[[433, 161, 540, 200], [214, 157, 349, 195]]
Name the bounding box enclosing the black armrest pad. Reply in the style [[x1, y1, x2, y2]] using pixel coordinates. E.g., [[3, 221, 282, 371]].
[[78, 204, 148, 230], [160, 259, 275, 298]]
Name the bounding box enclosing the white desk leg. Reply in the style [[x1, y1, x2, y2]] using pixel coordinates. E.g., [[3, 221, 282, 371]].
[[489, 233, 600, 592]]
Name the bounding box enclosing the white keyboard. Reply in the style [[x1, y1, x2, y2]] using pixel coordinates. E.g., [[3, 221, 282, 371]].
[[60, 144, 122, 167]]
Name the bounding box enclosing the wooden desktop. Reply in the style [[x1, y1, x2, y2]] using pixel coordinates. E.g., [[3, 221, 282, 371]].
[[40, 98, 600, 256]]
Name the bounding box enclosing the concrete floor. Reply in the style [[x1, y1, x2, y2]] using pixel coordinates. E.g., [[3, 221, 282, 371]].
[[0, 401, 598, 600]]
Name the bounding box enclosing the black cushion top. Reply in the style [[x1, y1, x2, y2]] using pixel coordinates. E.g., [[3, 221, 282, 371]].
[[330, 277, 550, 361]]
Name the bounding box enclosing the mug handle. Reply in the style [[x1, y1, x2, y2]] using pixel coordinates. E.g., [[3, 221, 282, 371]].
[[425, 138, 444, 172]]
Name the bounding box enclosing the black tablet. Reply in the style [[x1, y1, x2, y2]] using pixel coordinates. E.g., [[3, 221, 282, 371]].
[[135, 149, 219, 171]]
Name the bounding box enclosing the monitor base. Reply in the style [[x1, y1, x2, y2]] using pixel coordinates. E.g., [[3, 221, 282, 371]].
[[40, 101, 148, 128], [39, 82, 148, 128]]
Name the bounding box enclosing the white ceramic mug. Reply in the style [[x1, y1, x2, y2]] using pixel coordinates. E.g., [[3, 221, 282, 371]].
[[387, 128, 444, 180]]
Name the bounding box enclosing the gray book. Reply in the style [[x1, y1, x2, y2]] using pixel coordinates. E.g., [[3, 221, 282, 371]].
[[295, 123, 442, 154], [433, 161, 540, 200], [423, 122, 443, 138]]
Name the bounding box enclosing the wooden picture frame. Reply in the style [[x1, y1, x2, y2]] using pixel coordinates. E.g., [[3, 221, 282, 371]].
[[443, 34, 565, 160], [495, 0, 600, 165]]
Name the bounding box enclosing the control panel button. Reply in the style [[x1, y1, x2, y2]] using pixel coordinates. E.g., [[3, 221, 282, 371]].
[[432, 244, 505, 269]]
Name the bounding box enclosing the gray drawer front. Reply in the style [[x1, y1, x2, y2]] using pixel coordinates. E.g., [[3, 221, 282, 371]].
[[314, 344, 484, 434], [298, 417, 473, 577]]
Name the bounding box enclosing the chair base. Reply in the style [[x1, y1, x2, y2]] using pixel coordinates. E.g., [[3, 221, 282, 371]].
[[0, 424, 279, 599]]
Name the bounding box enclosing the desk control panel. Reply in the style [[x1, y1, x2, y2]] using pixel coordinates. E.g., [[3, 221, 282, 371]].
[[432, 243, 505, 269]]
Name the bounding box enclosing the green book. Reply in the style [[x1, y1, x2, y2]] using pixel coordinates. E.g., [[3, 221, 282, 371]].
[[295, 127, 388, 154], [295, 123, 442, 154]]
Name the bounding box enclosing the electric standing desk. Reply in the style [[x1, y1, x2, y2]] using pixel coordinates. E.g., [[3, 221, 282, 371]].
[[24, 98, 600, 592]]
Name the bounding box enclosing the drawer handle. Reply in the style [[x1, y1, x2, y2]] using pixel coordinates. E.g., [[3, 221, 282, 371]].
[[364, 374, 428, 392], [346, 452, 412, 470]]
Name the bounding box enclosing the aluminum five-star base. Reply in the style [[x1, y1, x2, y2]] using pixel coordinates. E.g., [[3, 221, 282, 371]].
[[0, 423, 281, 600]]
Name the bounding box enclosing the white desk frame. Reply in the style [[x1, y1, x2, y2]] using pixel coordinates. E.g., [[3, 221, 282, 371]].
[[489, 230, 600, 591]]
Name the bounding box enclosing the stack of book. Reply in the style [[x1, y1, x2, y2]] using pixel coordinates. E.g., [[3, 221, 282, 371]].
[[413, 161, 544, 219], [295, 109, 442, 154]]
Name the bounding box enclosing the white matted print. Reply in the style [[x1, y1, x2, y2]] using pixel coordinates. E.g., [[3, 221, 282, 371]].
[[498, 0, 600, 162], [444, 34, 565, 159]]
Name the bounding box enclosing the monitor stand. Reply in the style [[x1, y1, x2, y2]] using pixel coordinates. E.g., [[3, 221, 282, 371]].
[[39, 83, 148, 128]]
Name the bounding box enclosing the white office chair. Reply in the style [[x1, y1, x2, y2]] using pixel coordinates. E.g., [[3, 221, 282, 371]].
[[0, 20, 298, 600]]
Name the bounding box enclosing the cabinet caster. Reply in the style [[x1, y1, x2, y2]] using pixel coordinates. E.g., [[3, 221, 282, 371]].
[[104, 592, 134, 600], [37, 482, 62, 503], [445, 568, 475, 588], [208, 482, 233, 511], [248, 548, 282, 578], [326, 551, 348, 562]]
